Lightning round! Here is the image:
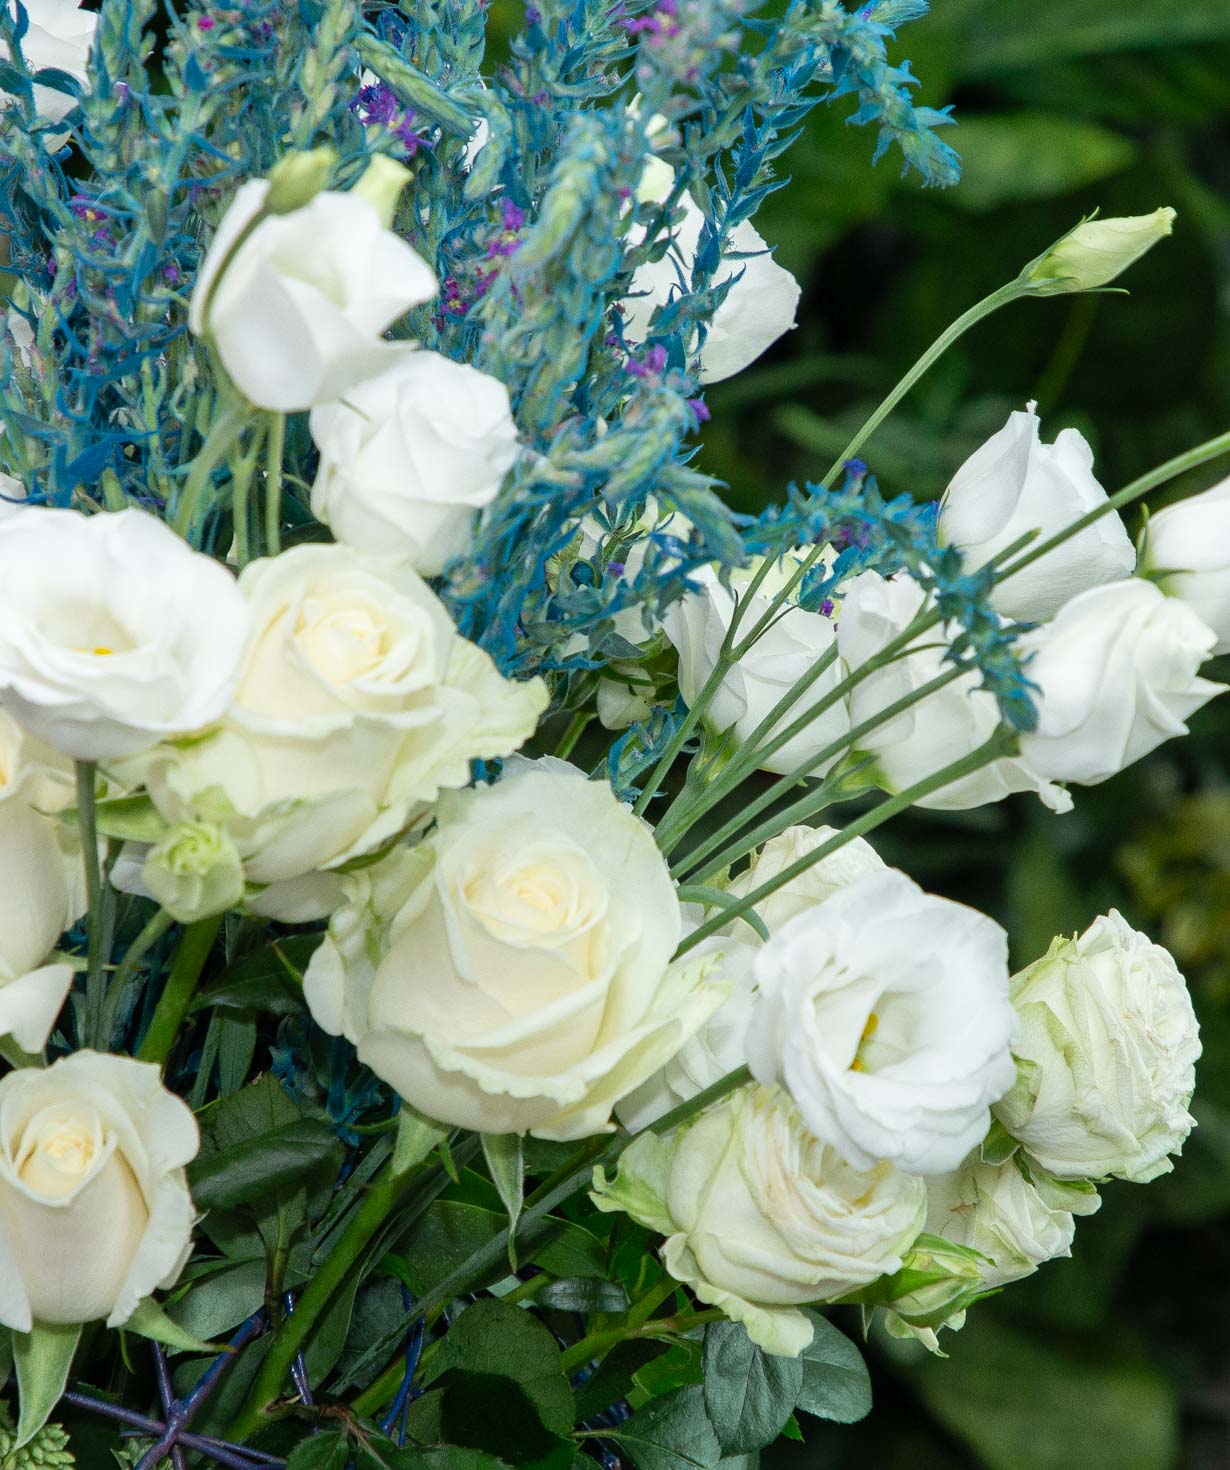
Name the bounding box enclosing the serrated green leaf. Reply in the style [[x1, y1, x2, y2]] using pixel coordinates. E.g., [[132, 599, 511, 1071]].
[[608, 1384, 723, 1470], [795, 1312, 871, 1425], [701, 1321, 803, 1455], [481, 1132, 525, 1269], [168, 1258, 267, 1342], [14, 1322, 81, 1448], [189, 1118, 342, 1211]]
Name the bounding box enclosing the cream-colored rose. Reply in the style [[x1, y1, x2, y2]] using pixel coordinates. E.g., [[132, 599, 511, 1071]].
[[133, 543, 546, 920], [593, 1085, 926, 1356], [303, 761, 727, 1140], [0, 710, 80, 1051], [994, 911, 1201, 1183], [0, 1052, 198, 1330]]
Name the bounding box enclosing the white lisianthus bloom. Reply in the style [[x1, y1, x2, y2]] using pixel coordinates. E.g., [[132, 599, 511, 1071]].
[[1017, 579, 1224, 786], [132, 543, 546, 921], [0, 711, 79, 1051], [0, 1051, 198, 1331], [994, 912, 1201, 1183], [837, 571, 1071, 813], [142, 821, 246, 924], [747, 868, 1016, 1175], [1021, 208, 1176, 296], [1141, 477, 1230, 654], [189, 177, 438, 411], [621, 135, 800, 383], [310, 350, 519, 576], [304, 762, 728, 1140], [938, 403, 1135, 622], [0, 508, 250, 761], [664, 555, 851, 776], [594, 1085, 926, 1356], [0, 0, 97, 133]]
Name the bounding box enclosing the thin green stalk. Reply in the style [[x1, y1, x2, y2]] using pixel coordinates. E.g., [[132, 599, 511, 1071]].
[[76, 762, 106, 1047], [172, 400, 251, 543], [0, 1036, 43, 1069], [136, 916, 222, 1067], [264, 410, 285, 556], [818, 282, 1022, 489], [554, 711, 592, 762], [100, 907, 175, 1047], [676, 730, 1018, 957]]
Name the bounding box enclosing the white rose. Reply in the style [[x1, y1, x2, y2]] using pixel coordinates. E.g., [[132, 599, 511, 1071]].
[[747, 868, 1016, 1175], [1017, 579, 1225, 786], [593, 1085, 926, 1356], [189, 179, 438, 411], [1142, 476, 1230, 654], [309, 351, 519, 576], [304, 762, 728, 1140], [133, 543, 546, 920], [0, 507, 250, 761], [0, 1051, 198, 1330], [0, 711, 78, 1050], [837, 571, 1071, 813], [994, 911, 1201, 1183], [0, 0, 97, 132], [664, 557, 850, 776], [726, 824, 886, 933], [938, 403, 1135, 623], [621, 143, 799, 383]]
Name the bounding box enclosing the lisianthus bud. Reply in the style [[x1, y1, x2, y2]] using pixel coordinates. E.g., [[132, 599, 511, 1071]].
[[1141, 477, 1230, 655], [143, 820, 245, 923], [1019, 209, 1176, 297], [351, 154, 413, 229], [266, 147, 338, 213]]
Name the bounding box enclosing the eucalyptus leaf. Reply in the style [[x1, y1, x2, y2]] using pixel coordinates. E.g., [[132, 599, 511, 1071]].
[[14, 1322, 82, 1448]]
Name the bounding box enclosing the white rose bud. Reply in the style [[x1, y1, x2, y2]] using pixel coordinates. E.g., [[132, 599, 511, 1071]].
[[593, 1085, 926, 1357], [1018, 579, 1225, 786], [309, 351, 519, 575], [664, 557, 851, 777], [747, 868, 1017, 1175], [0, 711, 77, 1051], [0, 508, 250, 761], [994, 911, 1201, 1183], [622, 146, 799, 383], [0, 1051, 198, 1330], [0, 0, 98, 135], [938, 403, 1135, 622], [837, 571, 1071, 813], [143, 820, 245, 924], [189, 178, 438, 411], [1020, 208, 1176, 296], [1141, 477, 1230, 654], [132, 543, 547, 921], [303, 761, 728, 1140]]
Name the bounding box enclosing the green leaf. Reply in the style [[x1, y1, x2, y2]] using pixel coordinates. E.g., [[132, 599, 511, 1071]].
[[407, 1376, 573, 1466], [87, 793, 167, 842], [189, 1118, 343, 1211], [393, 1108, 448, 1177], [537, 1277, 629, 1313], [168, 1259, 267, 1342], [574, 1340, 671, 1421], [481, 1132, 525, 1269], [286, 1430, 349, 1470], [795, 1312, 872, 1425], [125, 1297, 219, 1355], [701, 1321, 803, 1454], [608, 1384, 723, 1470], [14, 1322, 82, 1448], [192, 935, 318, 1015]]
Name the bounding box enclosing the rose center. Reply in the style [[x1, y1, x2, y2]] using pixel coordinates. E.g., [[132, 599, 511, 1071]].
[[15, 1102, 106, 1199], [298, 601, 394, 684]]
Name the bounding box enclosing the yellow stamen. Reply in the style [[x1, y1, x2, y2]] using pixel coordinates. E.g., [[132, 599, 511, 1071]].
[[849, 1057, 865, 1073], [91, 646, 113, 656], [861, 1012, 879, 1041]]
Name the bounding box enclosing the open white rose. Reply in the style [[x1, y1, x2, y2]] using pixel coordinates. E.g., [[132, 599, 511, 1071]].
[[994, 912, 1200, 1183], [747, 868, 1016, 1175], [133, 543, 546, 921], [1142, 477, 1230, 654], [310, 351, 519, 576], [0, 1051, 198, 1330], [1, 0, 97, 134], [594, 1085, 926, 1356], [189, 178, 438, 411], [0, 507, 250, 761], [664, 557, 850, 776], [837, 571, 1071, 812], [0, 710, 79, 1050], [1017, 578, 1224, 786], [304, 762, 727, 1139], [938, 403, 1135, 623]]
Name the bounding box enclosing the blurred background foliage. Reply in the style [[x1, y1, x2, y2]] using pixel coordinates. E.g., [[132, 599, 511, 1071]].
[[486, 2, 1230, 1466]]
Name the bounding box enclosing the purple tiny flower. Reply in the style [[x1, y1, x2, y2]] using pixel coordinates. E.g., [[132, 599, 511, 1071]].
[[608, 560, 626, 577], [525, 5, 541, 22], [502, 199, 525, 232], [163, 263, 180, 285], [819, 598, 835, 618], [687, 397, 710, 423], [196, 14, 214, 30], [643, 344, 667, 375]]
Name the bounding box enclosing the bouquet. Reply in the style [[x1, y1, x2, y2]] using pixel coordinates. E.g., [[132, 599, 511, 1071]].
[[0, 0, 1225, 1465]]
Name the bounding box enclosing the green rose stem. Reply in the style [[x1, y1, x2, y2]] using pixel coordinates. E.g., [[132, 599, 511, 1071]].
[[100, 908, 176, 1045], [558, 1308, 726, 1377], [346, 1068, 753, 1426], [172, 398, 252, 546], [264, 410, 285, 557], [76, 761, 107, 1047], [136, 915, 223, 1067]]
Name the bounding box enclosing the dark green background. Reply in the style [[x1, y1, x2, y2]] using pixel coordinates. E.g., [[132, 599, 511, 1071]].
[[488, 3, 1230, 1465]]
